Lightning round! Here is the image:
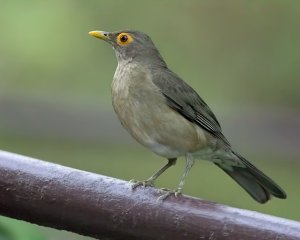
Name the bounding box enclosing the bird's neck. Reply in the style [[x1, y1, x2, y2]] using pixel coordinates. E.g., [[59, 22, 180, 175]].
[[115, 49, 167, 69]]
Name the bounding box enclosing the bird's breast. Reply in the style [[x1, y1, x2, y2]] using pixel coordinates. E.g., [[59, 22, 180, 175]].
[[111, 63, 207, 158]]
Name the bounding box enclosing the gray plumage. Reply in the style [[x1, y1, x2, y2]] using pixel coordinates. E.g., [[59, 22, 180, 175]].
[[89, 29, 287, 203], [151, 68, 229, 145]]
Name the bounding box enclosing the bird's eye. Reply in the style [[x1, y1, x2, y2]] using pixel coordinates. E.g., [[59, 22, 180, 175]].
[[120, 34, 128, 42], [117, 33, 133, 46]]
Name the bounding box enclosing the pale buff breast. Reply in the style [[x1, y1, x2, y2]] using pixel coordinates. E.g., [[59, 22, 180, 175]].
[[111, 62, 208, 158]]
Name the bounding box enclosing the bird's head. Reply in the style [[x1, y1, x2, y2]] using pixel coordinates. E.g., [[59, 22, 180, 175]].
[[89, 30, 166, 66]]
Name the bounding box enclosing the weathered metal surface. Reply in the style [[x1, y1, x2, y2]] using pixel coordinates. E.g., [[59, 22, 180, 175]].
[[0, 150, 299, 240]]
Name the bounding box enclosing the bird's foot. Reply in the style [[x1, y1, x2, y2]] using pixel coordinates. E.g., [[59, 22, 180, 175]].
[[129, 179, 155, 189], [157, 188, 182, 201]]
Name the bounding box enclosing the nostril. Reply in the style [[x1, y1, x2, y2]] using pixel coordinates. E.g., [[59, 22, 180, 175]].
[[103, 33, 108, 36]]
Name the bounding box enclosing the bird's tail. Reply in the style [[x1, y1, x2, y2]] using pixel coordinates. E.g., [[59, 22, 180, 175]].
[[215, 151, 287, 203]]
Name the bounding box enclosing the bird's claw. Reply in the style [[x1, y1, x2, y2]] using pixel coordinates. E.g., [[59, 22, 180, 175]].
[[129, 179, 155, 189], [157, 188, 182, 201]]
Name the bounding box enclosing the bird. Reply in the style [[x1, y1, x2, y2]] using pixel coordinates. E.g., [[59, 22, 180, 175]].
[[89, 30, 287, 203]]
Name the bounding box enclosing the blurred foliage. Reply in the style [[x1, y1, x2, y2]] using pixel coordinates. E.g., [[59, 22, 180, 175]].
[[0, 216, 45, 240], [0, 0, 299, 107], [0, 216, 91, 240], [0, 1, 300, 239], [0, 223, 14, 240]]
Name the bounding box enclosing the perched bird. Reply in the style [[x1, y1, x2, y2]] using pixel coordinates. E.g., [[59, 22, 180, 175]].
[[89, 30, 287, 203]]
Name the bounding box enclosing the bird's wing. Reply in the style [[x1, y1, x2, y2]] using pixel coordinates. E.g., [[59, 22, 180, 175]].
[[152, 69, 230, 145]]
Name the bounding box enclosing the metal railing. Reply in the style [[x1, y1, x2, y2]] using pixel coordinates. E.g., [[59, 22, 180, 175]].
[[0, 150, 299, 240]]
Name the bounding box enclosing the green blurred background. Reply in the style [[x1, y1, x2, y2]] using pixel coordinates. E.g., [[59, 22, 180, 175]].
[[0, 0, 299, 239]]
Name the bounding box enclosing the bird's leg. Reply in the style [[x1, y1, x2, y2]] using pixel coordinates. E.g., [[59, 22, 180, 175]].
[[131, 158, 177, 189], [158, 154, 195, 201]]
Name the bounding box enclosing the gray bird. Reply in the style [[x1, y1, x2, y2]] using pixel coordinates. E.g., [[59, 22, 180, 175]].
[[89, 30, 286, 203]]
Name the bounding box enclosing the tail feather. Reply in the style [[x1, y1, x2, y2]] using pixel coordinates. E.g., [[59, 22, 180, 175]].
[[215, 151, 287, 203]]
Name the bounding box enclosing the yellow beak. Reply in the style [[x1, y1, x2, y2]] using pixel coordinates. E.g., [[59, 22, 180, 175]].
[[88, 31, 109, 41]]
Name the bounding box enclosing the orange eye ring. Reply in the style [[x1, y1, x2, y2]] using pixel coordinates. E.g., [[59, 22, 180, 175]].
[[117, 33, 133, 46]]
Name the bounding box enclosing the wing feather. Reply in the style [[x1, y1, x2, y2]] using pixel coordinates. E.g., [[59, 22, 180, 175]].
[[152, 69, 230, 145]]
